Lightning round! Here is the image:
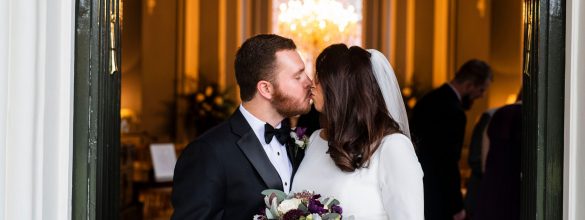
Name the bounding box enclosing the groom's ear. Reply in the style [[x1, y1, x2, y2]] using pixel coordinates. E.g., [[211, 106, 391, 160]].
[[257, 80, 274, 100]]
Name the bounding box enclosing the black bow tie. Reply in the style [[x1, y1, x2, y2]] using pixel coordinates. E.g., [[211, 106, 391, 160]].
[[264, 122, 290, 145]]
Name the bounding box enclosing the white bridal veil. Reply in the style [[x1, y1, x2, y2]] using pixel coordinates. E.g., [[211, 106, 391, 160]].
[[367, 49, 411, 139]]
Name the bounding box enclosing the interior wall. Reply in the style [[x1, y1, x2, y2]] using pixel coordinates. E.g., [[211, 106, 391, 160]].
[[364, 0, 392, 62], [121, 0, 142, 119], [242, 0, 273, 39], [121, 0, 522, 142], [455, 0, 491, 67], [392, 0, 408, 85], [455, 0, 491, 146], [141, 0, 178, 139], [224, 0, 240, 98], [183, 0, 199, 93], [488, 0, 523, 108], [198, 1, 220, 82], [412, 0, 435, 92], [394, 0, 521, 128]]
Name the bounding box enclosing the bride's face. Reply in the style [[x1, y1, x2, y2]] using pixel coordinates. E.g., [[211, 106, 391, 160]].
[[312, 77, 324, 112]]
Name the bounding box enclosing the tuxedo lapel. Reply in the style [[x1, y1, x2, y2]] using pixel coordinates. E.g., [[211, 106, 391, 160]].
[[285, 139, 300, 169], [286, 137, 305, 182], [285, 139, 295, 166], [230, 110, 284, 191]]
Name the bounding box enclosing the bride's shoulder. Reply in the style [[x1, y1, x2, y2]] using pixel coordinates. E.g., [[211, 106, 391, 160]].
[[382, 133, 412, 145], [378, 133, 415, 154], [308, 129, 324, 142]]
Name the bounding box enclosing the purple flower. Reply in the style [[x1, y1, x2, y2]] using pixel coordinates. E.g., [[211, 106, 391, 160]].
[[308, 197, 327, 215], [253, 215, 268, 220], [331, 205, 343, 214], [283, 209, 306, 220], [295, 127, 307, 138], [311, 194, 322, 200]]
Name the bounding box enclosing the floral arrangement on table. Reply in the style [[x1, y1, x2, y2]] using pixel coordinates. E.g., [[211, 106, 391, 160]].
[[181, 79, 236, 138], [253, 189, 344, 220], [400, 84, 430, 118]]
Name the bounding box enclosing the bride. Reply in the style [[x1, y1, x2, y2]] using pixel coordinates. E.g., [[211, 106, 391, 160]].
[[292, 44, 424, 219]]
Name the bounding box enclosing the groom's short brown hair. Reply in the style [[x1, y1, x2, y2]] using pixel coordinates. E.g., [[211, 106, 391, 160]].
[[234, 34, 296, 101]]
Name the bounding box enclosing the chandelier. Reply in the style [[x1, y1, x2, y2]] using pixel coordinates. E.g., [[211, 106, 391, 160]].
[[276, 0, 361, 76]]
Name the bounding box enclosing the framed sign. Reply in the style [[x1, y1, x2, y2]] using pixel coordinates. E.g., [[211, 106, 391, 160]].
[[149, 143, 177, 182]]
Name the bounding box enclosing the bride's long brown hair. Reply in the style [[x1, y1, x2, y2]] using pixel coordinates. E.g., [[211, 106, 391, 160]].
[[315, 44, 402, 172]]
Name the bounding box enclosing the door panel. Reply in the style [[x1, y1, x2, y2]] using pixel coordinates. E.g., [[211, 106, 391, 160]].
[[522, 0, 565, 219], [73, 0, 121, 219]]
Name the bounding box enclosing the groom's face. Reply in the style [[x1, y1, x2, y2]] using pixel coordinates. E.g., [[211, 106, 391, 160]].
[[270, 50, 313, 117]]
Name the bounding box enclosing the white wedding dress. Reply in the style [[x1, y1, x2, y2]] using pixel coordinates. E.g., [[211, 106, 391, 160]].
[[292, 129, 424, 220]]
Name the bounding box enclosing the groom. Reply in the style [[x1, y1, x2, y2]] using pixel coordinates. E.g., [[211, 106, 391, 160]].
[[171, 34, 313, 220]]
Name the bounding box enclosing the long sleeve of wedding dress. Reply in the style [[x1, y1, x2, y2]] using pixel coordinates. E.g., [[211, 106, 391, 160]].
[[292, 131, 424, 219], [378, 134, 425, 220]]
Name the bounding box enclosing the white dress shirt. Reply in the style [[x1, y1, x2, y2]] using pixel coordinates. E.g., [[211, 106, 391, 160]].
[[239, 105, 293, 193], [447, 83, 462, 102]]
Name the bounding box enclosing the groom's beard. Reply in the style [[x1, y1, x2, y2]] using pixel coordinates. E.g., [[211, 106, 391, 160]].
[[461, 95, 474, 110], [272, 87, 311, 117]]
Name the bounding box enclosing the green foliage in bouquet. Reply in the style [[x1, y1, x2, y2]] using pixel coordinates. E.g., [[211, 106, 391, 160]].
[[254, 189, 344, 220]]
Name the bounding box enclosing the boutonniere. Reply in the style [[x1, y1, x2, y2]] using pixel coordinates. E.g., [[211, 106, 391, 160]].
[[290, 127, 309, 155]]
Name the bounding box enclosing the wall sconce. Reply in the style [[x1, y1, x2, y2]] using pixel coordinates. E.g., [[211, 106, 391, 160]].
[[147, 0, 156, 15], [477, 0, 486, 18]]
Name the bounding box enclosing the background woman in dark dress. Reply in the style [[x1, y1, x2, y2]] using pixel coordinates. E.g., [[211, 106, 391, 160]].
[[475, 101, 522, 220]]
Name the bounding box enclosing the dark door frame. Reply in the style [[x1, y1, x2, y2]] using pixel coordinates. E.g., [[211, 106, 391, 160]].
[[72, 0, 121, 219], [522, 0, 565, 219], [71, 0, 567, 219]]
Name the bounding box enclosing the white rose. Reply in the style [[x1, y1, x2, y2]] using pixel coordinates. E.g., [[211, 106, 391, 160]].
[[295, 139, 305, 147], [277, 198, 302, 214]]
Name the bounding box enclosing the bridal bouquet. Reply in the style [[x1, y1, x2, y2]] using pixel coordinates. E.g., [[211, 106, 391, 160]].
[[253, 190, 343, 220]]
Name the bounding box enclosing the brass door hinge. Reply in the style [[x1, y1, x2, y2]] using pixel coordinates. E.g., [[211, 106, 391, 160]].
[[109, 0, 118, 75]]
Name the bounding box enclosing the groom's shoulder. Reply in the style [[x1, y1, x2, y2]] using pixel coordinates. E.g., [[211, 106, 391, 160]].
[[194, 120, 235, 146], [182, 110, 251, 154], [179, 120, 235, 162]]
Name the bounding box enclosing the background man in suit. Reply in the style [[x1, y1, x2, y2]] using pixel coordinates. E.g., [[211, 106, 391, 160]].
[[411, 59, 492, 220], [171, 34, 313, 220]]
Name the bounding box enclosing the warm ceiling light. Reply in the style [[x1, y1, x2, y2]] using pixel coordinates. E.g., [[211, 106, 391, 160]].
[[276, 0, 361, 74]]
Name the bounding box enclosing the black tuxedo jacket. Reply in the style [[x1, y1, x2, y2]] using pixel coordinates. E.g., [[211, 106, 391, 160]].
[[411, 84, 466, 219], [171, 109, 304, 220]]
